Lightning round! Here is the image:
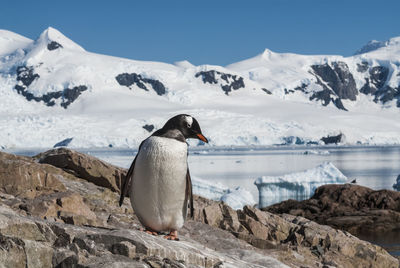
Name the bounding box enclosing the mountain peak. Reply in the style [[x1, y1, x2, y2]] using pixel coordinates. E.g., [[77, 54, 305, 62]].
[[35, 27, 85, 52], [261, 48, 274, 59], [354, 36, 400, 55]]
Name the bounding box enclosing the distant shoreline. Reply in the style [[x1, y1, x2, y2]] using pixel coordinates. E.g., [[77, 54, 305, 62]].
[[4, 143, 400, 157]]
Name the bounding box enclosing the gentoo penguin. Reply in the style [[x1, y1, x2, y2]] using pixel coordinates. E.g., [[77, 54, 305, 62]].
[[119, 114, 208, 240]]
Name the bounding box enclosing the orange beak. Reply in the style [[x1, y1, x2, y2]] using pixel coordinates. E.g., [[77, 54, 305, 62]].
[[196, 133, 208, 143]]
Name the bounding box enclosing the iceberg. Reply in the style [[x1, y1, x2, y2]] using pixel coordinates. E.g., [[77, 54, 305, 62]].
[[254, 162, 347, 208], [192, 177, 227, 201], [393, 175, 400, 191], [192, 177, 255, 210]]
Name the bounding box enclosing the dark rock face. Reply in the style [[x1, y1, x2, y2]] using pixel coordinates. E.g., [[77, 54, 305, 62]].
[[53, 138, 73, 148], [15, 84, 87, 108], [321, 133, 343, 144], [47, 41, 63, 51], [375, 85, 400, 105], [294, 83, 308, 93], [311, 62, 358, 102], [16, 66, 39, 87], [361, 66, 390, 96], [142, 124, 154, 132], [14, 65, 87, 108], [195, 70, 245, 95], [261, 88, 272, 94], [59, 86, 88, 108], [360, 78, 375, 95], [308, 61, 359, 110], [359, 65, 400, 106], [284, 83, 309, 96], [309, 78, 348, 111], [281, 61, 400, 110], [370, 66, 389, 89], [115, 73, 166, 95], [357, 61, 369, 72]]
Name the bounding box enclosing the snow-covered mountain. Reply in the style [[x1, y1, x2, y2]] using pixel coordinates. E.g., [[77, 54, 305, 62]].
[[1, 27, 400, 149]]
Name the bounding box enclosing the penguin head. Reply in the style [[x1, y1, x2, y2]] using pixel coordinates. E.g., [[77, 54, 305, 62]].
[[163, 114, 208, 143]]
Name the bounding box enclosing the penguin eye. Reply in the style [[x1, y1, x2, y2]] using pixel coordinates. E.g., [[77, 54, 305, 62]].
[[187, 123, 191, 128]]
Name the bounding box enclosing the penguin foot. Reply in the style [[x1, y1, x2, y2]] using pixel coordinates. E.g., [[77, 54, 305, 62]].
[[140, 227, 159, 236], [164, 230, 179, 241]]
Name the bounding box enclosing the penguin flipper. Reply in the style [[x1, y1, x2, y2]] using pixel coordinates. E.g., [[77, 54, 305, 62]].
[[185, 168, 194, 218], [119, 142, 143, 206]]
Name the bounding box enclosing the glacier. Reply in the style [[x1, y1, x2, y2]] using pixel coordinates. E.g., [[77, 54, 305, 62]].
[[1, 27, 400, 149], [254, 162, 348, 208], [192, 177, 255, 210]]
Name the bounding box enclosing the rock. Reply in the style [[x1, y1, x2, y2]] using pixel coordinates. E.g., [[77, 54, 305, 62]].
[[195, 70, 245, 95], [321, 133, 343, 144], [115, 73, 166, 95], [111, 241, 136, 258], [0, 150, 398, 268], [357, 61, 369, 72], [309, 61, 361, 110], [0, 205, 227, 267], [203, 203, 223, 228], [0, 151, 67, 198], [194, 195, 398, 267], [265, 183, 400, 235], [262, 88, 272, 94], [35, 148, 126, 193], [24, 240, 54, 268], [56, 192, 97, 222], [282, 214, 398, 268], [52, 249, 79, 267], [16, 191, 97, 226], [0, 234, 27, 268], [142, 124, 154, 132], [13, 66, 87, 108], [311, 62, 358, 101], [47, 41, 63, 50]]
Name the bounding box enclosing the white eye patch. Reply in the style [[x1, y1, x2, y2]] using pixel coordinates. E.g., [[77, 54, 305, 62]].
[[185, 116, 193, 128]]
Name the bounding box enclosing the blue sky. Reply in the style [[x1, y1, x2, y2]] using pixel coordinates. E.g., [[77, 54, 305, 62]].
[[1, 0, 399, 66]]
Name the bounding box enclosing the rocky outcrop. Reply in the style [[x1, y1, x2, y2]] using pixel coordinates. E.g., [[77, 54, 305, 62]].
[[195, 70, 245, 95], [360, 65, 390, 96], [358, 64, 400, 107], [312, 62, 358, 101], [280, 60, 400, 111], [115, 73, 166, 95], [142, 124, 154, 132], [0, 149, 398, 267], [193, 196, 398, 267], [47, 41, 63, 51], [35, 148, 126, 193], [320, 133, 343, 144], [265, 184, 400, 235], [14, 66, 88, 108], [14, 65, 88, 108], [0, 151, 67, 198], [309, 62, 358, 110]]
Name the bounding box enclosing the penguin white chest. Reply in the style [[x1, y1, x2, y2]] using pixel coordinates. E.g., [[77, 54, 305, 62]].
[[130, 136, 188, 231]]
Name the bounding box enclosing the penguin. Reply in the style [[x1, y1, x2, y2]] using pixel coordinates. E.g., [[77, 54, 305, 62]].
[[119, 114, 208, 240]]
